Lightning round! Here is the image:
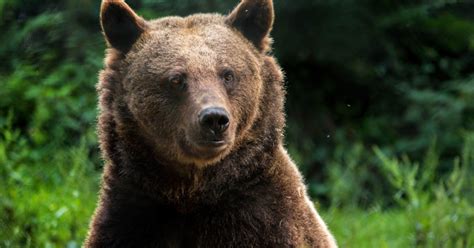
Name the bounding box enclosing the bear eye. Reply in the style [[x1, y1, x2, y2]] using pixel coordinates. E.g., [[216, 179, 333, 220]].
[[222, 69, 235, 85], [168, 74, 186, 90]]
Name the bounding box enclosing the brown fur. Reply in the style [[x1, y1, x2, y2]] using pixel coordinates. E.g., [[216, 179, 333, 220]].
[[85, 0, 337, 247]]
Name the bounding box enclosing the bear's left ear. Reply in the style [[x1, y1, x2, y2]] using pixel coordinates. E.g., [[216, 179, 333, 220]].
[[100, 0, 148, 53], [226, 0, 274, 52]]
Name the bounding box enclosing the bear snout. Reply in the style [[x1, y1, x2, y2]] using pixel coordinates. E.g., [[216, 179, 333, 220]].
[[198, 107, 230, 136], [194, 106, 233, 150]]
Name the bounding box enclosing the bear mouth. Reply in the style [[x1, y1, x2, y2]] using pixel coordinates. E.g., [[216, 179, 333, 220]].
[[198, 140, 227, 148], [178, 135, 229, 161]]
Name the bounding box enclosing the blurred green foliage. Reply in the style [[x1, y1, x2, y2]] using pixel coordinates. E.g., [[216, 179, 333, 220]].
[[0, 115, 98, 247], [0, 0, 473, 247]]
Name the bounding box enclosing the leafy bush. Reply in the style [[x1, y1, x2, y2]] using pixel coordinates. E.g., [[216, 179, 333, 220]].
[[324, 134, 474, 247], [374, 133, 474, 247], [0, 117, 99, 247]]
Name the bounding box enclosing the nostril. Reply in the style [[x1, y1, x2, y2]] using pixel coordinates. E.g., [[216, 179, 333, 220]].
[[218, 115, 229, 127], [204, 116, 215, 128]]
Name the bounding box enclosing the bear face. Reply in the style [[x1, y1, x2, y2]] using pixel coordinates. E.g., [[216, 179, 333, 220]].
[[100, 0, 276, 168], [122, 17, 263, 167]]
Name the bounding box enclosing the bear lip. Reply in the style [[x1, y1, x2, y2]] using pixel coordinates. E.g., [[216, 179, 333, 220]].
[[178, 135, 229, 161], [198, 140, 227, 148]]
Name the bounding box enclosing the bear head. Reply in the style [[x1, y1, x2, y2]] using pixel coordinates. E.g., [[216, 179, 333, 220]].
[[98, 0, 284, 169]]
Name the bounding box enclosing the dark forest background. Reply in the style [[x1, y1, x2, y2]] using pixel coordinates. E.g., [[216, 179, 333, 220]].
[[1, 0, 473, 247]]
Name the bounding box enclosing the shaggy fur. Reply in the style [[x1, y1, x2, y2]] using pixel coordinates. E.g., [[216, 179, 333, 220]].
[[85, 0, 337, 247]]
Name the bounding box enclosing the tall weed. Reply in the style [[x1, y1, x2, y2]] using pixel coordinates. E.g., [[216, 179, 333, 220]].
[[375, 134, 474, 247]]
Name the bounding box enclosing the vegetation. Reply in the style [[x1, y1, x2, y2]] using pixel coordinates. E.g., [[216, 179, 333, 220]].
[[1, 0, 473, 247]]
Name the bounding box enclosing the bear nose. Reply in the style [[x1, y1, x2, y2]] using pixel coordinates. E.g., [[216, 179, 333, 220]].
[[198, 107, 230, 134]]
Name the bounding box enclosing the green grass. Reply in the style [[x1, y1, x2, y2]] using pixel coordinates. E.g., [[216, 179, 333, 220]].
[[324, 204, 474, 248], [0, 124, 100, 247], [323, 208, 412, 247]]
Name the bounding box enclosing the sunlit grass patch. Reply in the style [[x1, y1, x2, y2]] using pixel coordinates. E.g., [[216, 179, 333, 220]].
[[0, 123, 100, 247], [323, 208, 411, 248]]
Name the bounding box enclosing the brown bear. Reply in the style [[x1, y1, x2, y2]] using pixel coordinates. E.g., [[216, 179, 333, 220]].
[[85, 0, 337, 247]]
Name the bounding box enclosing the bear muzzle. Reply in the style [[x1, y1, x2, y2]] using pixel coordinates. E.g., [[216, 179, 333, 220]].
[[196, 107, 232, 148], [198, 107, 230, 137]]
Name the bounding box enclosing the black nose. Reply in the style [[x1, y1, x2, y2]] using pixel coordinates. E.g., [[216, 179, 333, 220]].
[[199, 107, 230, 134]]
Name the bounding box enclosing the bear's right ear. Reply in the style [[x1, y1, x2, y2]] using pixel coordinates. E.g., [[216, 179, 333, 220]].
[[100, 0, 148, 53]]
